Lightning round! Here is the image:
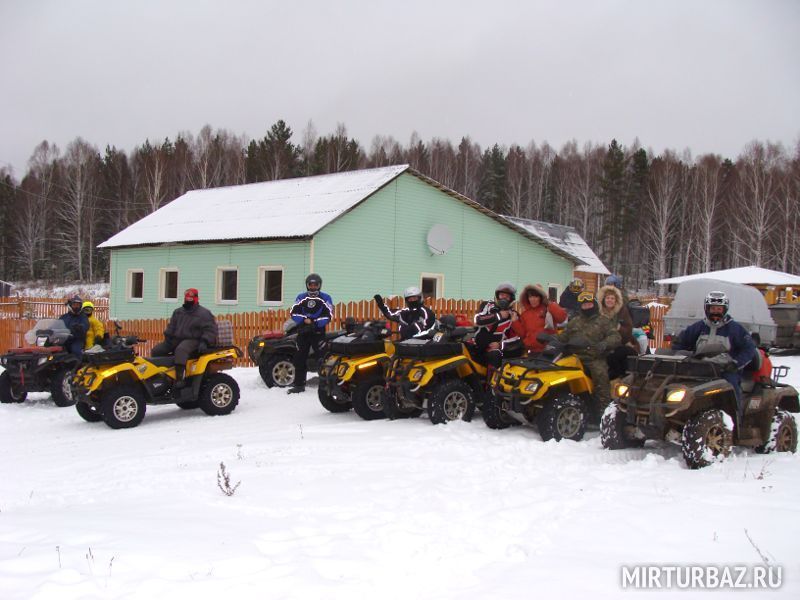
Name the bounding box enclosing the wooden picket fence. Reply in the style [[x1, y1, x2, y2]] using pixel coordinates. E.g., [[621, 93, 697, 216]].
[[0, 297, 667, 366]]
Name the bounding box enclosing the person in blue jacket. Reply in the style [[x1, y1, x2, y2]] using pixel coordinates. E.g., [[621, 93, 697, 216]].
[[59, 295, 90, 357], [672, 291, 756, 427], [287, 273, 333, 394]]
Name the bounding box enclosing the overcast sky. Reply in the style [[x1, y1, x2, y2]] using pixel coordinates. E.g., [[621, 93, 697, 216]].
[[1, 0, 798, 179]]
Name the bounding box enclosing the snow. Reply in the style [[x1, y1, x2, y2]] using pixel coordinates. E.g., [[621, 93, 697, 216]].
[[1, 358, 799, 599], [5, 282, 109, 299], [99, 165, 410, 248], [504, 215, 608, 274], [656, 266, 800, 286]]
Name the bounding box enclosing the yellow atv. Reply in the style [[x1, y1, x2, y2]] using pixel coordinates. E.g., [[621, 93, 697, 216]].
[[486, 335, 595, 441], [384, 316, 487, 424], [72, 331, 242, 429], [317, 320, 395, 420]]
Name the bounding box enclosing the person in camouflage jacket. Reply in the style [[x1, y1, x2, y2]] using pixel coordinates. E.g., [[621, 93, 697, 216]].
[[555, 291, 621, 418]]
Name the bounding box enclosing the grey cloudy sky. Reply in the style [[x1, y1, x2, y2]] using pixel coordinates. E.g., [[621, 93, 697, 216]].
[[1, 0, 798, 178]]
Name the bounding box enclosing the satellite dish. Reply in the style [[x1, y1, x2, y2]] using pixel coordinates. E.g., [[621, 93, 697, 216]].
[[427, 224, 453, 255]]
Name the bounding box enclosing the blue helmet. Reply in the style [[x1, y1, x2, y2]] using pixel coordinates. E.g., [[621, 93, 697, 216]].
[[605, 274, 622, 288]]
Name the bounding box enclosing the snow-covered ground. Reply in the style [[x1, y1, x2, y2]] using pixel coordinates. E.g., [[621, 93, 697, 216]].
[[1, 358, 798, 599]]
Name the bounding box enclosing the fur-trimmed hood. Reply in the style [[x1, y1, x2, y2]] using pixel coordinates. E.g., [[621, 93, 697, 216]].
[[598, 285, 624, 318], [519, 284, 548, 311]]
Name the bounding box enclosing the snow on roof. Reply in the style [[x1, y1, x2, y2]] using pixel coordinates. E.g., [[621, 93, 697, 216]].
[[503, 216, 609, 274], [99, 165, 410, 248], [655, 266, 800, 286]]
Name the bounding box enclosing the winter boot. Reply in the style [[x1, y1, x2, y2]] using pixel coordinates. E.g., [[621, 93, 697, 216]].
[[173, 364, 187, 390], [287, 385, 305, 394]]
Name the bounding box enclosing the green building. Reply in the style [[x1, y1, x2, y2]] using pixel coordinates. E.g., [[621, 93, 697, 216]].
[[100, 165, 582, 319]]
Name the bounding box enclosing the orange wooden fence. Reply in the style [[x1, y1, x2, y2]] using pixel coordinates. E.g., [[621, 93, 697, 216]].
[[0, 297, 667, 366]]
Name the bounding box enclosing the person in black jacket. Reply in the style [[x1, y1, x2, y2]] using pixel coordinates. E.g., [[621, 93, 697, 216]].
[[151, 288, 217, 388], [672, 291, 756, 427], [473, 282, 522, 369], [59, 295, 90, 357], [559, 278, 585, 318], [374, 286, 436, 340]]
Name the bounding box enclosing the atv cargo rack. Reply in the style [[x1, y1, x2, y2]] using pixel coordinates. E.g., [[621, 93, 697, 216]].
[[626, 354, 726, 379]]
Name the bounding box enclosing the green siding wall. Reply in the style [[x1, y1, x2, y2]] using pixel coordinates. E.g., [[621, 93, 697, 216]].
[[108, 240, 310, 319], [108, 172, 574, 317], [313, 173, 573, 302]]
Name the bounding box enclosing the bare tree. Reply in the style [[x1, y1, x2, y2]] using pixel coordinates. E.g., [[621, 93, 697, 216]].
[[643, 152, 684, 295], [689, 154, 724, 272], [733, 141, 784, 267], [58, 138, 100, 280]]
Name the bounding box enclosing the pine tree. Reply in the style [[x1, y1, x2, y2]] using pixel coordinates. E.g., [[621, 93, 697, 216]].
[[599, 139, 628, 271], [477, 144, 507, 213]]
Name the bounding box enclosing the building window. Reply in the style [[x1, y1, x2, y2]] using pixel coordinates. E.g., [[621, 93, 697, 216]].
[[216, 267, 238, 304], [160, 269, 179, 302], [548, 284, 561, 303], [127, 269, 144, 302], [421, 273, 444, 299], [258, 266, 283, 306]]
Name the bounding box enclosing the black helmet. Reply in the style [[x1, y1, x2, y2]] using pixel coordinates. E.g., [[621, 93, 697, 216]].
[[67, 295, 83, 313], [305, 273, 322, 297]]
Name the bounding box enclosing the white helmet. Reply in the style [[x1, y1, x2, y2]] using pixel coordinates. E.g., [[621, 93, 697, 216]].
[[403, 286, 421, 299]]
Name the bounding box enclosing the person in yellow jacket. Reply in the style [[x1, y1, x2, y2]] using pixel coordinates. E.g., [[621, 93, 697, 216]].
[[82, 301, 106, 349]]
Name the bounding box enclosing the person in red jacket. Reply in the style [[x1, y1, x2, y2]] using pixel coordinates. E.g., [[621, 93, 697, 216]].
[[511, 284, 568, 354]]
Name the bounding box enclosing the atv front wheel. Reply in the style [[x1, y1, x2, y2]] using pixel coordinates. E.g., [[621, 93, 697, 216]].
[[382, 388, 422, 420], [101, 385, 146, 429], [260, 354, 295, 388], [681, 409, 733, 469], [537, 393, 588, 441], [76, 401, 103, 422], [351, 375, 386, 420], [50, 367, 76, 407], [482, 391, 515, 430], [755, 409, 798, 454], [428, 379, 475, 425], [199, 373, 240, 416], [600, 402, 645, 449], [318, 386, 352, 413], [0, 371, 26, 403]]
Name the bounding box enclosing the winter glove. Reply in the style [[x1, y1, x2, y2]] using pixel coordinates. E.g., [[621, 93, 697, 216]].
[[197, 341, 209, 354], [373, 294, 384, 306], [568, 335, 590, 350]]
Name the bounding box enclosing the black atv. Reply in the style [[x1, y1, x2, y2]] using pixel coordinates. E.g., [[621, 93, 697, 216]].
[[248, 318, 356, 388], [0, 319, 80, 407]]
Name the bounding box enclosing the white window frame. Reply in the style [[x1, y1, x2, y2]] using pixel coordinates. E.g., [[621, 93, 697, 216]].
[[420, 273, 445, 299], [126, 269, 144, 303], [159, 268, 180, 303], [547, 283, 562, 303], [216, 266, 239, 305], [257, 266, 284, 307]]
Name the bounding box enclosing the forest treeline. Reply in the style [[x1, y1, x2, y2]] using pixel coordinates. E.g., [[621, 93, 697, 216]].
[[0, 120, 797, 292]]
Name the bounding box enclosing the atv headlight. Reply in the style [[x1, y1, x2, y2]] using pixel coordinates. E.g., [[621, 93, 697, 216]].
[[410, 369, 424, 381], [524, 379, 541, 394], [37, 357, 48, 366], [258, 341, 265, 347], [666, 388, 686, 403], [615, 383, 630, 397]]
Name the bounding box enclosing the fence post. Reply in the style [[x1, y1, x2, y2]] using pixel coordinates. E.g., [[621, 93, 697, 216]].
[[17, 298, 24, 319]]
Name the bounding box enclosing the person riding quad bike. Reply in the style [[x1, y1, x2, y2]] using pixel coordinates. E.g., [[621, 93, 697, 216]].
[[473, 282, 523, 370], [151, 288, 218, 390], [554, 291, 621, 421], [59, 295, 90, 357], [559, 278, 585, 319], [374, 286, 436, 340]]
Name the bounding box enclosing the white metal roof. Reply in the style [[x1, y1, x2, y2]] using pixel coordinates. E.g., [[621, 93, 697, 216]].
[[99, 165, 410, 248], [655, 266, 800, 286], [503, 216, 609, 274]]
